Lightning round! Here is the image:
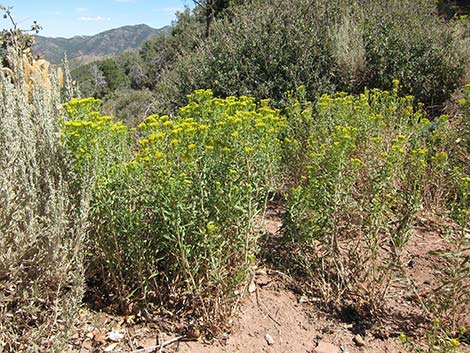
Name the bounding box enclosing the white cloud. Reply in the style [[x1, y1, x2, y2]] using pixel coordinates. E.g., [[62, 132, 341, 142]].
[[79, 16, 111, 22], [76, 8, 88, 13], [153, 7, 182, 13]]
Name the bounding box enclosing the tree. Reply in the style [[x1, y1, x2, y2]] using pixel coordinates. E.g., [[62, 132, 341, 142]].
[[116, 51, 148, 89], [90, 64, 107, 97], [192, 0, 233, 37], [0, 4, 41, 67], [97, 58, 130, 92]]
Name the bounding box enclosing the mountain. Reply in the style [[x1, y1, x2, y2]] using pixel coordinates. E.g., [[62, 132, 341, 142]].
[[33, 24, 172, 65]]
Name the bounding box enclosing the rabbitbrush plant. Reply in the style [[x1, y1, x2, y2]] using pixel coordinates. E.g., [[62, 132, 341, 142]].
[[0, 52, 88, 352], [62, 90, 286, 330], [424, 86, 470, 335], [282, 83, 444, 314]]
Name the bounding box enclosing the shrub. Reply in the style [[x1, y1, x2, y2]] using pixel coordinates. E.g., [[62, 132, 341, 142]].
[[424, 85, 470, 332], [101, 88, 158, 127], [362, 0, 463, 111], [155, 0, 462, 113], [62, 90, 285, 330], [0, 54, 87, 352], [155, 0, 348, 112], [282, 84, 444, 313]]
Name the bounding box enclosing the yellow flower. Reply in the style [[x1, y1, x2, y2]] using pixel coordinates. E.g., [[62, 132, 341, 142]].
[[188, 143, 196, 150], [350, 158, 363, 169], [391, 145, 405, 154], [149, 132, 165, 142], [154, 151, 165, 159], [449, 339, 460, 347], [206, 222, 218, 232], [171, 128, 182, 136], [372, 136, 383, 145]]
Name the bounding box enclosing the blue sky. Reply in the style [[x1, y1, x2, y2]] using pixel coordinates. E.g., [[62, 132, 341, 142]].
[[0, 0, 193, 38]]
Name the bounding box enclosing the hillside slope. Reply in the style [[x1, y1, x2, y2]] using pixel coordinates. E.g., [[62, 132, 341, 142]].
[[33, 24, 172, 65]]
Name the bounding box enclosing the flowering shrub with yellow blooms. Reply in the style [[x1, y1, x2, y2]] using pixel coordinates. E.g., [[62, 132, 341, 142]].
[[282, 83, 448, 313], [61, 97, 132, 176], [61, 90, 286, 329]]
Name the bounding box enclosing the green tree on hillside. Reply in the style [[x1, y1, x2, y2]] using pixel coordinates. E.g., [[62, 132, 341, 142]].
[[98, 58, 130, 92]]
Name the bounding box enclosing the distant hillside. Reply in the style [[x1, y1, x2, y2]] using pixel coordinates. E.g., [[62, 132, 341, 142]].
[[33, 24, 172, 65]]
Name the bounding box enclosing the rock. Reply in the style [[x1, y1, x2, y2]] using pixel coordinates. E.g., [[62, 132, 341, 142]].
[[185, 326, 201, 339], [106, 330, 124, 342], [248, 280, 257, 293], [353, 334, 366, 347], [314, 341, 341, 353], [265, 333, 275, 345]]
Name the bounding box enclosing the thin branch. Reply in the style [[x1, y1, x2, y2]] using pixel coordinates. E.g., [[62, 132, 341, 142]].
[[128, 336, 184, 353]]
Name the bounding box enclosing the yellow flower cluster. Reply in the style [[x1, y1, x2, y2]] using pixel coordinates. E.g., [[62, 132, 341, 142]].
[[135, 91, 286, 171], [60, 98, 129, 166]]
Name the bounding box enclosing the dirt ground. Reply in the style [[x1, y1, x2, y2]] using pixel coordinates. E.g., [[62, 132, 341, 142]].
[[66, 209, 470, 353]]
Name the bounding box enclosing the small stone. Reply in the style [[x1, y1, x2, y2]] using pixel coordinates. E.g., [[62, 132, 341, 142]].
[[314, 341, 341, 353], [353, 334, 366, 347], [265, 333, 275, 345], [248, 280, 257, 293], [186, 326, 201, 339], [106, 330, 124, 342]]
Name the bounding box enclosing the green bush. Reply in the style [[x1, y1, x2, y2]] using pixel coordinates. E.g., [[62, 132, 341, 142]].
[[282, 84, 445, 313], [362, 0, 462, 110], [423, 86, 470, 333], [155, 0, 347, 112], [62, 90, 285, 329], [155, 0, 462, 113], [101, 88, 157, 127]]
